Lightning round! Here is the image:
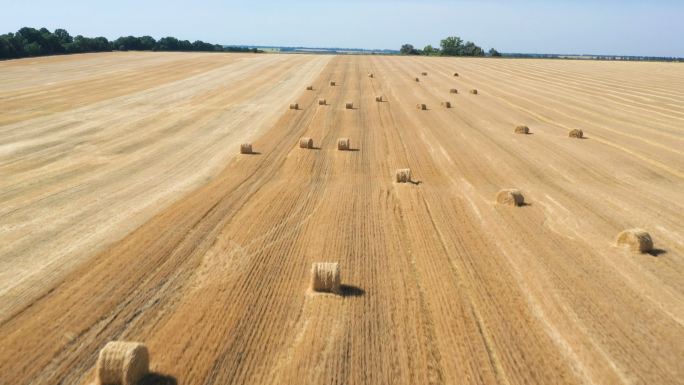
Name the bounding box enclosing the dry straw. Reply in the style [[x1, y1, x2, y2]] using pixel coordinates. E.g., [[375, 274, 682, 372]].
[[345, 102, 354, 109], [569, 129, 584, 138], [441, 101, 452, 108], [416, 103, 427, 110], [289, 103, 299, 110], [470, 89, 478, 95], [299, 137, 314, 149], [311, 262, 341, 293], [337, 138, 351, 151], [395, 169, 412, 183], [496, 189, 525, 206], [306, 86, 313, 91], [240, 143, 253, 154], [97, 341, 149, 385], [515, 125, 530, 134], [616, 229, 653, 253], [329, 81, 336, 86], [318, 99, 327, 105], [450, 88, 458, 94]]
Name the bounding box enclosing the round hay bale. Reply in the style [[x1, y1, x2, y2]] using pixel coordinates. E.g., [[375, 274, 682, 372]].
[[453, 72, 459, 77], [395, 168, 411, 183], [329, 81, 336, 86], [616, 229, 653, 253], [375, 96, 383, 102], [299, 137, 314, 149], [345, 102, 354, 109], [416, 103, 427, 110], [515, 125, 530, 134], [421, 72, 428, 76], [414, 77, 420, 82], [569, 129, 584, 138], [306, 86, 313, 91], [450, 88, 458, 94], [289, 103, 299, 110], [97, 341, 149, 385], [441, 101, 452, 108], [337, 138, 350, 151], [368, 73, 374, 78], [318, 99, 327, 105], [496, 189, 525, 206], [311, 262, 341, 293], [469, 89, 478, 95], [240, 143, 252, 154]]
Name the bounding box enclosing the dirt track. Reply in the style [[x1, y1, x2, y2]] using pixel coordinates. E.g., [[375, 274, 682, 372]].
[[0, 52, 682, 385]]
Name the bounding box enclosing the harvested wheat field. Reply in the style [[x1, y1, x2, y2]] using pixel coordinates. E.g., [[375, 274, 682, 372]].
[[0, 52, 683, 385]]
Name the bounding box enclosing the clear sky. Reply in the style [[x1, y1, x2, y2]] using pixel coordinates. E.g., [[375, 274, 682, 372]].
[[2, 0, 683, 57]]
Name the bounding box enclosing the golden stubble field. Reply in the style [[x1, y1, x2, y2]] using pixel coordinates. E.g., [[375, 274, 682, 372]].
[[0, 52, 682, 385]]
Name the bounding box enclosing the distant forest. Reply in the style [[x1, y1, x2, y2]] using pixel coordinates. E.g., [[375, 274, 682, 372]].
[[399, 37, 682, 61], [400, 36, 500, 57], [0, 27, 259, 60]]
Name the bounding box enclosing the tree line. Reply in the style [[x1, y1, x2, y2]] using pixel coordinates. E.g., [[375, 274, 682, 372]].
[[400, 36, 500, 57], [0, 27, 259, 60]]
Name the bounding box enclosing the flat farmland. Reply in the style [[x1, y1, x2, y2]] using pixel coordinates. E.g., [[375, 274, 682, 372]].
[[0, 52, 682, 385]]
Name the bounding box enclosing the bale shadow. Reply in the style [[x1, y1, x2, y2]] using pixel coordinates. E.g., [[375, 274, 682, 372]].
[[246, 151, 262, 155], [340, 284, 365, 297], [310, 146, 322, 150], [408, 180, 422, 185], [344, 148, 360, 152], [648, 248, 667, 257], [138, 373, 177, 385], [519, 202, 532, 207]]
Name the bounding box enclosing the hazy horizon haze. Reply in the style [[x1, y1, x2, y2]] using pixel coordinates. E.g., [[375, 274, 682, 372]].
[[2, 0, 683, 57]]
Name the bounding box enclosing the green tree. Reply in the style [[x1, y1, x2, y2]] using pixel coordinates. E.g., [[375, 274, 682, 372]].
[[114, 36, 142, 50], [0, 36, 14, 58], [42, 32, 65, 54], [54, 28, 73, 44], [2, 33, 27, 57], [423, 45, 439, 56], [139, 36, 156, 50], [24, 42, 43, 56], [437, 36, 485, 57], [440, 36, 463, 56], [192, 40, 215, 51], [488, 48, 501, 57], [157, 36, 180, 51], [71, 35, 111, 52], [17, 27, 43, 43], [400, 43, 419, 55], [179, 39, 193, 51], [91, 37, 112, 51], [462, 41, 484, 56]]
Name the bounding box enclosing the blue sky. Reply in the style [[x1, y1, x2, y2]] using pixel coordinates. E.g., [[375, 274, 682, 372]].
[[2, 0, 683, 56]]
